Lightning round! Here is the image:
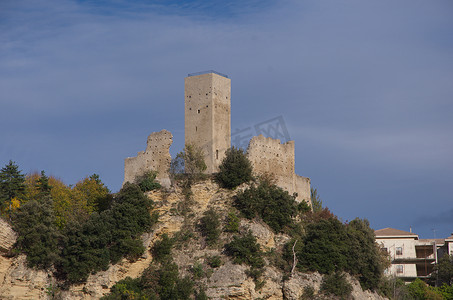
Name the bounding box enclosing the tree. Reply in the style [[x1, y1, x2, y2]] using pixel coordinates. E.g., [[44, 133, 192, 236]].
[[234, 179, 298, 232], [197, 208, 220, 246], [296, 217, 386, 291], [135, 170, 161, 192], [224, 232, 265, 269], [298, 217, 349, 274], [310, 187, 323, 213], [0, 160, 25, 217], [72, 174, 111, 214], [320, 272, 353, 299], [12, 199, 61, 269], [36, 171, 52, 198], [216, 146, 253, 189], [346, 218, 386, 290], [436, 254, 453, 285], [171, 144, 207, 177]]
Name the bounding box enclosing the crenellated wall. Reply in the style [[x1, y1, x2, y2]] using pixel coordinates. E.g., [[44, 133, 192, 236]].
[[123, 130, 172, 188], [246, 135, 311, 205]]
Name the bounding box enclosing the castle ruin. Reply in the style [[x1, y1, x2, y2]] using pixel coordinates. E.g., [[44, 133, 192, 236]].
[[185, 72, 231, 173], [124, 71, 311, 205]]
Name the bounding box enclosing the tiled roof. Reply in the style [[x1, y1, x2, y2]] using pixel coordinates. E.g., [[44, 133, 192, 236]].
[[375, 227, 418, 237]]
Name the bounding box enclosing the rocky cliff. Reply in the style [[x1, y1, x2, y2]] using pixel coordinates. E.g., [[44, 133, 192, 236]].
[[0, 181, 387, 300]]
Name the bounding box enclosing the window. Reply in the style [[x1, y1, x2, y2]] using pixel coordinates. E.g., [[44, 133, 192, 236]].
[[396, 247, 403, 255], [216, 149, 219, 159], [396, 265, 403, 274], [197, 109, 200, 114]]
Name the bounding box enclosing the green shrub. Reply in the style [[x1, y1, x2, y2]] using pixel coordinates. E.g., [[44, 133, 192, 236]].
[[190, 262, 205, 279], [101, 277, 143, 300], [197, 209, 220, 246], [297, 201, 311, 214], [152, 233, 174, 262], [195, 288, 208, 300], [207, 255, 222, 268], [320, 272, 353, 299], [224, 211, 240, 233], [174, 228, 195, 247], [245, 267, 264, 281], [301, 286, 315, 300], [136, 171, 161, 192], [216, 146, 253, 189], [175, 276, 194, 299], [224, 232, 264, 270], [434, 283, 453, 300], [234, 180, 298, 232], [103, 262, 196, 299]]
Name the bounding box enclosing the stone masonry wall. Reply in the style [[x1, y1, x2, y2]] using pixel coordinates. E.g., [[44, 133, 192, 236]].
[[185, 73, 231, 173], [124, 130, 172, 188], [246, 135, 311, 205]]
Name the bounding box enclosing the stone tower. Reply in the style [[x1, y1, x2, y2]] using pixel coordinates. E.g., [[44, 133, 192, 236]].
[[185, 71, 231, 173]]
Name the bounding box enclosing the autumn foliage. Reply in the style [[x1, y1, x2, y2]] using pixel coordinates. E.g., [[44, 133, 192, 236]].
[[23, 172, 111, 227]]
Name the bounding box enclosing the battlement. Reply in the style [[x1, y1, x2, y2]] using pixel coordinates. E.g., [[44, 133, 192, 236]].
[[247, 135, 310, 204], [188, 70, 229, 78], [247, 135, 295, 177]]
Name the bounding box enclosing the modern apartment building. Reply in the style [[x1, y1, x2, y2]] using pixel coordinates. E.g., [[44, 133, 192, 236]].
[[375, 228, 453, 283]]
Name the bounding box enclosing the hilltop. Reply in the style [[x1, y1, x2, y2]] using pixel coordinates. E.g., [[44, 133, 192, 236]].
[[0, 167, 388, 299]]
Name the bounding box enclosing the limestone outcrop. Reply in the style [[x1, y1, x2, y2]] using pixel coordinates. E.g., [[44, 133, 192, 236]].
[[0, 181, 387, 299], [0, 218, 16, 253]]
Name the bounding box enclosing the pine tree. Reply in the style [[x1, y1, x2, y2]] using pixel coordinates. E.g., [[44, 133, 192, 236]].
[[0, 160, 25, 217], [36, 171, 52, 199], [310, 188, 323, 213], [216, 146, 253, 189]]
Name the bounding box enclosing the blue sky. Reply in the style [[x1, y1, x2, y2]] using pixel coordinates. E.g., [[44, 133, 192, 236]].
[[1, 0, 452, 238]]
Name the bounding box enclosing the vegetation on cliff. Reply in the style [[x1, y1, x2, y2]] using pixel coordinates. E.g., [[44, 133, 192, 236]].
[[0, 162, 158, 285], [3, 157, 452, 299], [215, 146, 253, 189]]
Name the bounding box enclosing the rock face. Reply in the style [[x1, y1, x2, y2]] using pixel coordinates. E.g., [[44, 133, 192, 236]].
[[0, 218, 16, 253], [283, 272, 387, 300], [0, 220, 51, 299], [0, 181, 388, 300]]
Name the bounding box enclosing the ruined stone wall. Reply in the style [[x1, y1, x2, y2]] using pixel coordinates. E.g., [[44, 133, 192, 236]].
[[295, 175, 311, 204], [123, 130, 172, 188], [185, 72, 231, 173], [246, 135, 311, 205]]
